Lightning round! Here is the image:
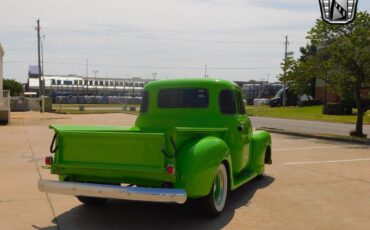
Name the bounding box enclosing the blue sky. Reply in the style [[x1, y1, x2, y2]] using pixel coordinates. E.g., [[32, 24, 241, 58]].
[[0, 0, 369, 83]]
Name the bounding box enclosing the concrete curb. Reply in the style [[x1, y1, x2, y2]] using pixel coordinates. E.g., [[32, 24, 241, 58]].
[[257, 127, 370, 145]]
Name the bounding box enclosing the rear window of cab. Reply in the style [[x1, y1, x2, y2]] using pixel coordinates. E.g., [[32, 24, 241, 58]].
[[157, 88, 209, 108], [219, 89, 246, 115]]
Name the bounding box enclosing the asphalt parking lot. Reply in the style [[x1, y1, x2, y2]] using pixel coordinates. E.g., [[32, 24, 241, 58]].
[[1, 112, 369, 230]]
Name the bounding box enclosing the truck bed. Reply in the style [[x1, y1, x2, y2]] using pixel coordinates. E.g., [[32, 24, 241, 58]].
[[50, 125, 171, 186]]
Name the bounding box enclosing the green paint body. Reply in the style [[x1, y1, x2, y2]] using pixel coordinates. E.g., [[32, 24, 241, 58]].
[[49, 79, 271, 198]]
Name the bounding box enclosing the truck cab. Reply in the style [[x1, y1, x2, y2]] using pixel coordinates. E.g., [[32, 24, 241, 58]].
[[39, 78, 271, 216]]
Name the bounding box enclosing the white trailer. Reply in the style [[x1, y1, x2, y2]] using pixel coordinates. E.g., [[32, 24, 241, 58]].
[[0, 43, 10, 124]]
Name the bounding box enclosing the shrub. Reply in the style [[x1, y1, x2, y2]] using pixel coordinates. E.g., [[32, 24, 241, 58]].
[[298, 100, 321, 107], [322, 103, 346, 115]]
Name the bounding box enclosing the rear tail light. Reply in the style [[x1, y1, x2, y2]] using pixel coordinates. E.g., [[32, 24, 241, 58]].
[[45, 156, 53, 165], [166, 164, 174, 175]]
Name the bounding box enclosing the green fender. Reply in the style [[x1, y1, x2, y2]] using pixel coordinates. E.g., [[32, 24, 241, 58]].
[[174, 136, 230, 198], [249, 130, 272, 175]]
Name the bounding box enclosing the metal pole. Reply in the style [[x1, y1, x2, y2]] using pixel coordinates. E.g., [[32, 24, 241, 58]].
[[76, 78, 80, 103], [283, 35, 289, 106], [152, 72, 157, 80], [41, 37, 45, 97], [93, 70, 98, 96], [86, 58, 88, 96], [37, 19, 42, 97], [105, 74, 107, 102]]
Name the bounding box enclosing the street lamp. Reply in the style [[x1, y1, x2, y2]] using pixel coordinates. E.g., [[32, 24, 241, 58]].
[[152, 72, 157, 80], [93, 70, 99, 96]]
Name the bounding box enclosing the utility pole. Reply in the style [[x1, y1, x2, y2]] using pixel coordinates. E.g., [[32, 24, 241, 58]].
[[283, 35, 289, 106], [40, 35, 46, 97], [40, 38, 44, 96], [36, 19, 45, 113], [36, 19, 42, 97]]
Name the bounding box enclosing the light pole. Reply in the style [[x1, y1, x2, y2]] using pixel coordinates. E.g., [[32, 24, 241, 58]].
[[85, 59, 89, 96], [152, 72, 157, 80], [204, 65, 208, 78], [93, 70, 99, 96]]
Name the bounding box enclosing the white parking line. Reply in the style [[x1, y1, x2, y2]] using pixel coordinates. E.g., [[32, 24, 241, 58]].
[[284, 158, 370, 165], [274, 145, 359, 151]]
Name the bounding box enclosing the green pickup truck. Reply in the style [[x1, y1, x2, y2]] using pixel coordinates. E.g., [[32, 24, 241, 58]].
[[39, 78, 272, 216]]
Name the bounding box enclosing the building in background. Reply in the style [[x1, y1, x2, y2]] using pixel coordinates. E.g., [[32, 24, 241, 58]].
[[26, 65, 284, 104], [26, 65, 153, 103], [315, 78, 369, 106]]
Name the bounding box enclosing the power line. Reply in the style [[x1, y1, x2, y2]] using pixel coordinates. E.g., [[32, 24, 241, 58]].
[[4, 47, 284, 62], [0, 16, 312, 40], [216, 66, 279, 70], [43, 26, 307, 45], [4, 48, 36, 51], [4, 61, 35, 63], [4, 60, 279, 70], [50, 62, 280, 70]]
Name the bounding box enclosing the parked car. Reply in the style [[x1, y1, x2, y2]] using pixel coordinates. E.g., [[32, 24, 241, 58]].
[[38, 79, 272, 217], [269, 87, 298, 107]]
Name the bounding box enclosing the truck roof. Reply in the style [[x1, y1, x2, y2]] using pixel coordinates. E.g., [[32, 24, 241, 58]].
[[144, 78, 238, 91]]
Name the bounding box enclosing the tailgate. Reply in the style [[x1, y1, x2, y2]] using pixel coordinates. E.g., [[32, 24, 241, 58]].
[[51, 127, 168, 183]]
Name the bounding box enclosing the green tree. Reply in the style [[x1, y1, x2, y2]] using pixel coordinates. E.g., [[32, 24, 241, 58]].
[[299, 44, 317, 62], [279, 43, 323, 97], [307, 11, 370, 137], [298, 44, 319, 96], [278, 55, 296, 103], [279, 56, 317, 96], [3, 79, 23, 96]]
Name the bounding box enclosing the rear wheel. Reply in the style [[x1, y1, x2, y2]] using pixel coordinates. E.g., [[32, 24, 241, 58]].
[[257, 146, 272, 179], [76, 196, 107, 205], [199, 163, 228, 217], [265, 146, 272, 164]]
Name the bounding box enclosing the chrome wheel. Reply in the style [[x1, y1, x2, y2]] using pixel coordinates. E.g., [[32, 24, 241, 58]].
[[213, 164, 228, 212]]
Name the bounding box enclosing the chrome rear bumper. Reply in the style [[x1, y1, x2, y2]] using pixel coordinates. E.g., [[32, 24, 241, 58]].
[[38, 179, 187, 204]]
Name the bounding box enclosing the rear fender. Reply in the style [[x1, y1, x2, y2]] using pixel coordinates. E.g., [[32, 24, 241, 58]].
[[175, 136, 230, 198], [250, 131, 271, 174]]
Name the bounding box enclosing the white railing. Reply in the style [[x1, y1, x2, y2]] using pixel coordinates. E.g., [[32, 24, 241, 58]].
[[0, 90, 10, 109]]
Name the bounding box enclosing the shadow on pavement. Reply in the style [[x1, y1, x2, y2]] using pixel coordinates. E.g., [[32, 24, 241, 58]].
[[275, 134, 370, 149], [34, 176, 274, 230]]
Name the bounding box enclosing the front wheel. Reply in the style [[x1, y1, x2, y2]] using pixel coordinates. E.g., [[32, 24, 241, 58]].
[[199, 163, 228, 217]]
